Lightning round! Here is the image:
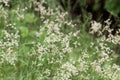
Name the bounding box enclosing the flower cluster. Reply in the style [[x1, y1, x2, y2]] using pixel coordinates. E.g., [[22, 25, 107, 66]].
[[0, 24, 20, 65], [0, 0, 120, 80], [90, 19, 120, 45]]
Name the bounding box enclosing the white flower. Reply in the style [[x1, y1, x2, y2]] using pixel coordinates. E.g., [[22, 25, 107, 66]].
[[90, 21, 102, 34], [61, 62, 78, 76]]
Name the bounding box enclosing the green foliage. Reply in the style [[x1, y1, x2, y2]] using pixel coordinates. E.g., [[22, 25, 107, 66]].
[[105, 0, 120, 16], [24, 13, 37, 23], [0, 0, 120, 80], [19, 27, 29, 38], [93, 3, 100, 11]]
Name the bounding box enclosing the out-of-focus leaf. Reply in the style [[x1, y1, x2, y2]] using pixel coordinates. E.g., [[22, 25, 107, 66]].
[[105, 0, 120, 16], [19, 27, 29, 38], [93, 3, 100, 11], [24, 13, 36, 23]]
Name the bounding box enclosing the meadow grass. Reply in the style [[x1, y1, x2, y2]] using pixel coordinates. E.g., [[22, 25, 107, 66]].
[[0, 0, 120, 80]]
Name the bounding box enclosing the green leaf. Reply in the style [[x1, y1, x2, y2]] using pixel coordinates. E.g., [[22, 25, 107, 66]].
[[19, 27, 29, 38], [105, 0, 120, 16], [39, 30, 47, 43], [24, 13, 36, 23], [0, 30, 3, 38]]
